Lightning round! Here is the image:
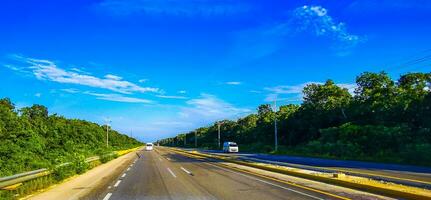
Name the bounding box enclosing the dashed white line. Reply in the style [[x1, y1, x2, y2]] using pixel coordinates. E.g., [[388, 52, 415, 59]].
[[102, 193, 112, 200], [180, 166, 192, 175], [206, 163, 323, 200], [114, 180, 122, 187], [166, 157, 171, 161], [121, 173, 126, 178], [126, 167, 130, 171], [167, 168, 177, 178]]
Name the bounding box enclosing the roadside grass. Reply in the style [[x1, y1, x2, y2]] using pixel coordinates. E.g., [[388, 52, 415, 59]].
[[0, 147, 139, 200]]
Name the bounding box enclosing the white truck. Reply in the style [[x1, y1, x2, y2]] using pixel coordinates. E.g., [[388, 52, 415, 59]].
[[223, 142, 239, 153]]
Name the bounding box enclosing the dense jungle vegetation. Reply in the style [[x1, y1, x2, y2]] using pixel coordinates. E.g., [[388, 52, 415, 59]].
[[159, 72, 431, 166], [0, 99, 142, 177]]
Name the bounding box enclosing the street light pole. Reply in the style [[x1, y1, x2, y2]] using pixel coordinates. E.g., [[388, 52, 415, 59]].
[[106, 119, 111, 148], [195, 130, 197, 148], [217, 123, 221, 149], [274, 97, 278, 152]]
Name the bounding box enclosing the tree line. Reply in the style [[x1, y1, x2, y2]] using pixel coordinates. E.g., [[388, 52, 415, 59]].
[[158, 72, 431, 166], [0, 99, 142, 177]]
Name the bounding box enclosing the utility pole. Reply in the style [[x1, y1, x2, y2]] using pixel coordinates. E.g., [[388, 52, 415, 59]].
[[217, 123, 221, 149], [106, 119, 111, 148], [195, 130, 197, 148], [274, 97, 278, 152]]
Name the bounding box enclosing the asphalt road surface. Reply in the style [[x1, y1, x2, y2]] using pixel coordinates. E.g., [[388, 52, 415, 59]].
[[94, 148, 346, 200]]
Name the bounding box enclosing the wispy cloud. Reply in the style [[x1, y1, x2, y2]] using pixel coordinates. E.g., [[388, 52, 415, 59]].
[[60, 88, 80, 94], [34, 93, 42, 98], [138, 79, 148, 83], [178, 90, 187, 94], [97, 0, 251, 17], [179, 93, 250, 119], [264, 82, 356, 102], [232, 5, 364, 60], [84, 92, 154, 103], [8, 55, 160, 94], [156, 95, 187, 99], [291, 5, 364, 51], [225, 81, 242, 85], [265, 82, 320, 94]]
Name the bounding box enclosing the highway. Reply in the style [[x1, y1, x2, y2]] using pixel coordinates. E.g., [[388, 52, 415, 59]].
[[197, 149, 431, 189], [86, 148, 356, 200]]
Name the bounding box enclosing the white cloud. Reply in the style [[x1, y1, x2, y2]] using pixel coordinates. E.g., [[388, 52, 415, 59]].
[[264, 82, 357, 102], [10, 55, 160, 94], [249, 90, 262, 93], [138, 79, 148, 83], [60, 88, 80, 94], [225, 81, 242, 85], [104, 74, 123, 80], [97, 0, 251, 17], [231, 5, 364, 61], [156, 95, 187, 99], [291, 5, 364, 50], [336, 83, 357, 94], [265, 82, 320, 94], [264, 94, 303, 103], [179, 93, 250, 119], [178, 90, 186, 94], [84, 92, 153, 103], [3, 64, 31, 75], [34, 93, 42, 97]]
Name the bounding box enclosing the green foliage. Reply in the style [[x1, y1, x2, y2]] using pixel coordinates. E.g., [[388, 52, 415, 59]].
[[158, 72, 431, 166], [0, 98, 142, 177]]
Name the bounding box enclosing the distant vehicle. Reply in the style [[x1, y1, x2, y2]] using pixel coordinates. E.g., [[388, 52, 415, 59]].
[[145, 143, 154, 151], [223, 142, 238, 153]]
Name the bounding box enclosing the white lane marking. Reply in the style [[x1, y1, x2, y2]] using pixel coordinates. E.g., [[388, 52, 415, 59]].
[[114, 180, 122, 187], [121, 173, 126, 178], [126, 167, 130, 171], [102, 193, 112, 200], [166, 157, 171, 161], [167, 168, 177, 178], [206, 163, 323, 200], [180, 166, 192, 175]]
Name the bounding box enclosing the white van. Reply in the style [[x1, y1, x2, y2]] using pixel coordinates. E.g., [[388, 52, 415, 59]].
[[145, 143, 154, 151], [223, 142, 238, 153]]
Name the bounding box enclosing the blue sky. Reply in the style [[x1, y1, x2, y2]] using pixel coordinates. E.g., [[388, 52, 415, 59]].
[[1, 0, 430, 142]]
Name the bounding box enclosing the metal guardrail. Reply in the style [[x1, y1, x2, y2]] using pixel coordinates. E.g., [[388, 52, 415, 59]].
[[0, 154, 111, 189]]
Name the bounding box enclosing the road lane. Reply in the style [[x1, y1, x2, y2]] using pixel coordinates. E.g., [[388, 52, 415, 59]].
[[158, 148, 335, 200], [98, 148, 348, 200], [198, 149, 431, 187]]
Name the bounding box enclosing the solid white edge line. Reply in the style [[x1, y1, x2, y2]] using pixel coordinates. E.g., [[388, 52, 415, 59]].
[[114, 180, 121, 187], [180, 166, 192, 175], [167, 168, 177, 178], [206, 163, 324, 200], [102, 193, 112, 200], [121, 173, 126, 178]]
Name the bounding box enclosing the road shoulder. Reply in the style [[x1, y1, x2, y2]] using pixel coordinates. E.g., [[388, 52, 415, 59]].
[[24, 150, 140, 200]]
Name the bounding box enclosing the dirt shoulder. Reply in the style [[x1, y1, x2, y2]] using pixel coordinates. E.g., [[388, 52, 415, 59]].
[[24, 149, 141, 200]]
